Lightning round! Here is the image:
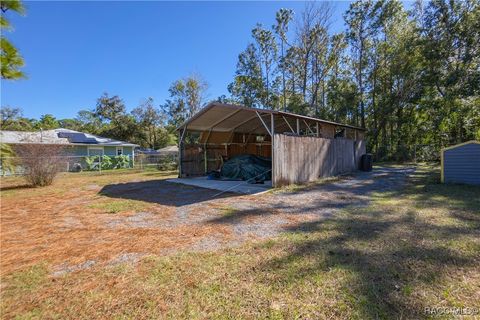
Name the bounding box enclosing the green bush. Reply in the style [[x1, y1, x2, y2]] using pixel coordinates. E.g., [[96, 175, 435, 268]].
[[85, 156, 99, 171], [113, 155, 130, 169], [101, 155, 113, 170], [85, 155, 132, 171], [156, 156, 178, 171]]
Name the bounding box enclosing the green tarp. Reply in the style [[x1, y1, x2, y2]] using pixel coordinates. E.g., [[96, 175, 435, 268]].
[[220, 154, 271, 183]]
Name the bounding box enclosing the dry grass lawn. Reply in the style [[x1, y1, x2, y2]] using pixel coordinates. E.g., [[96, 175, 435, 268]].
[[1, 165, 479, 319]]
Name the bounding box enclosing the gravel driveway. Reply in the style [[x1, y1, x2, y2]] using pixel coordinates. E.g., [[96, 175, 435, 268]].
[[203, 166, 416, 237]]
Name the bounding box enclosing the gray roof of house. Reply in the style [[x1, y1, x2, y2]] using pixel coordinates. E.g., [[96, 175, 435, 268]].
[[0, 128, 138, 147], [156, 145, 178, 154]]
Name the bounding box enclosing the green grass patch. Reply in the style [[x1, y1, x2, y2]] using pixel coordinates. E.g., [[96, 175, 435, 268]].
[[217, 205, 238, 217], [89, 199, 149, 214], [6, 264, 48, 293], [273, 176, 341, 194]]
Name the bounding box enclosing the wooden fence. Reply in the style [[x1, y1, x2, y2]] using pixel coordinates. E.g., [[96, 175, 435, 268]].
[[273, 134, 366, 186]]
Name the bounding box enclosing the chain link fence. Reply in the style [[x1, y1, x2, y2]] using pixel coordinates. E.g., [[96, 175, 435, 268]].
[[0, 154, 179, 176], [134, 153, 178, 171]]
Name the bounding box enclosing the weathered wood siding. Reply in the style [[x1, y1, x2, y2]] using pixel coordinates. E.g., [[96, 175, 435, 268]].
[[180, 144, 204, 176], [180, 143, 272, 177], [273, 134, 366, 186]]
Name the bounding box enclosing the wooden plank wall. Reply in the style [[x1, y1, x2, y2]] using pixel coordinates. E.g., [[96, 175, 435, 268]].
[[181, 143, 272, 177], [273, 134, 366, 186], [181, 144, 205, 176]]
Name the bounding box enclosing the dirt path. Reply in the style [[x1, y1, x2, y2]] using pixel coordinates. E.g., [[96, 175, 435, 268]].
[[0, 166, 415, 276]]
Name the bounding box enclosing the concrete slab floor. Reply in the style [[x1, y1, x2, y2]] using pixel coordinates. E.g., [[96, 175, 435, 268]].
[[166, 177, 272, 195]]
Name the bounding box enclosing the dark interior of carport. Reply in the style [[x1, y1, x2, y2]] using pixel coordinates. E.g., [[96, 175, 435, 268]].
[[177, 103, 364, 178]]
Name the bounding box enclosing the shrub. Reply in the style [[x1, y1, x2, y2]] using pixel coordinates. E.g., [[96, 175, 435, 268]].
[[85, 155, 131, 171], [100, 155, 112, 170], [113, 155, 130, 169], [156, 155, 178, 171], [85, 156, 99, 171], [15, 144, 65, 187]]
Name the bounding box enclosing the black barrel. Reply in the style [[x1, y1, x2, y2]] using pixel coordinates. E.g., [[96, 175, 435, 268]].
[[361, 154, 373, 171]]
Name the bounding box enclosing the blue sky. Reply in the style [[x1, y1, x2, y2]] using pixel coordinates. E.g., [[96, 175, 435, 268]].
[[1, 1, 352, 119]]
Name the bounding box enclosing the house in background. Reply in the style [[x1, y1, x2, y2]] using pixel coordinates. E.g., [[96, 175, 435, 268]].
[[0, 128, 138, 173], [157, 145, 179, 157]]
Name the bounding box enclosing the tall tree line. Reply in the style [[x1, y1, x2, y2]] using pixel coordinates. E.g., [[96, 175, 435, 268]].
[[227, 0, 480, 160]]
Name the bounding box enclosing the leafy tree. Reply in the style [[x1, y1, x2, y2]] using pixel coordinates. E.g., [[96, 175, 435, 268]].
[[0, 106, 21, 124], [0, 0, 25, 80], [417, 0, 480, 146], [274, 8, 294, 111], [0, 106, 34, 130], [75, 110, 103, 135], [34, 114, 59, 130], [163, 75, 208, 127], [94, 93, 126, 123], [92, 93, 140, 143], [252, 24, 277, 108], [132, 97, 164, 149], [58, 118, 82, 131], [228, 43, 264, 108], [344, 0, 381, 128]]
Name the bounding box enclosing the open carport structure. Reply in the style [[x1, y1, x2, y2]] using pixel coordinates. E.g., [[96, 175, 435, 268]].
[[177, 103, 366, 187]]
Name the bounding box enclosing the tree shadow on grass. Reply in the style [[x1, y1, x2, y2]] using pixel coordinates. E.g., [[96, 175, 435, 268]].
[[206, 167, 480, 318], [257, 209, 479, 318]]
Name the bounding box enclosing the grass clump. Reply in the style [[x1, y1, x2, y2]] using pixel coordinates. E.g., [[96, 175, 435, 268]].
[[218, 205, 238, 217], [89, 199, 149, 214]]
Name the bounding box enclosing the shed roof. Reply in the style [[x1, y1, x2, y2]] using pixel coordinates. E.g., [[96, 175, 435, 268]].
[[442, 140, 480, 152], [0, 128, 138, 147], [178, 103, 366, 135]]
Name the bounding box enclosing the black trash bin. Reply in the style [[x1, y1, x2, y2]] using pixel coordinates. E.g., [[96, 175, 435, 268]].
[[361, 154, 373, 171]]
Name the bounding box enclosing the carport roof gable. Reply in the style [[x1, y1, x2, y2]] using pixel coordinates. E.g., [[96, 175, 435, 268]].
[[177, 103, 366, 133]]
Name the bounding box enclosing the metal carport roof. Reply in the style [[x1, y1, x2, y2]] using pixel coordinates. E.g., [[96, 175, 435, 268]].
[[177, 103, 366, 136]]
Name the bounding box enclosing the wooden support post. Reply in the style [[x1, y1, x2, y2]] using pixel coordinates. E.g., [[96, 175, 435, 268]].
[[316, 123, 320, 137], [178, 126, 187, 177], [303, 120, 314, 135], [227, 131, 235, 144], [296, 118, 300, 135], [204, 130, 212, 144], [204, 144, 208, 174], [256, 111, 272, 136], [282, 116, 295, 133], [271, 113, 275, 187]]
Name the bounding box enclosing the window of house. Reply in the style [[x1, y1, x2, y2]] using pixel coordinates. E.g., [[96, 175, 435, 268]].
[[88, 147, 104, 157], [116, 147, 123, 156]]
